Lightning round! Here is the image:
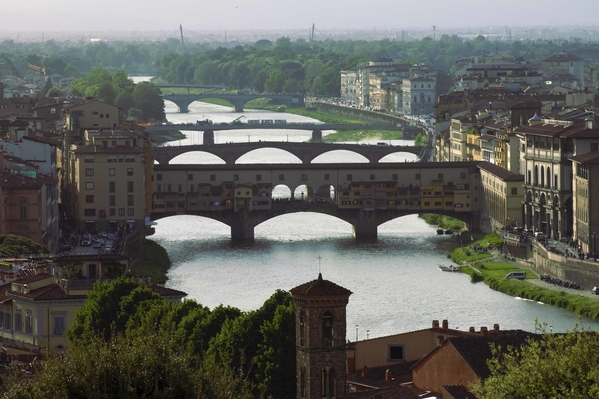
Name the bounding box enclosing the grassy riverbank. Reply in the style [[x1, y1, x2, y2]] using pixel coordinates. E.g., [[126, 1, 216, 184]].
[[450, 235, 599, 321], [420, 214, 466, 231]]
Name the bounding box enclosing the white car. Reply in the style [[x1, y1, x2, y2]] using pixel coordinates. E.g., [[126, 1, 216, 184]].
[[105, 241, 113, 251]]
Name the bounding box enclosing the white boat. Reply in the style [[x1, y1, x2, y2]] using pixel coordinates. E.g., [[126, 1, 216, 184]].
[[437, 264, 458, 272]]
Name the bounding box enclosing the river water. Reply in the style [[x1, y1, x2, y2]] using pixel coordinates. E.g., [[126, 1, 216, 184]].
[[147, 93, 597, 339]]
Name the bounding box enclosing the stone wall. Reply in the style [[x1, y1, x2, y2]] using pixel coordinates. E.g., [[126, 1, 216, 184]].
[[531, 241, 599, 289]]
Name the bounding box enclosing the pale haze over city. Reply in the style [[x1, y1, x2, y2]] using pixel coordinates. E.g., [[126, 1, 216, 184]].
[[2, 0, 599, 35]]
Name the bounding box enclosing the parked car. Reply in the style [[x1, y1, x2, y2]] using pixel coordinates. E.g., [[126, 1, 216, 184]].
[[105, 241, 113, 251], [80, 239, 92, 246], [59, 244, 72, 252], [592, 287, 599, 295], [93, 239, 104, 249]]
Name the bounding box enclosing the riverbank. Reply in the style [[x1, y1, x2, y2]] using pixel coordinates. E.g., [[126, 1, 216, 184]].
[[451, 239, 599, 322]]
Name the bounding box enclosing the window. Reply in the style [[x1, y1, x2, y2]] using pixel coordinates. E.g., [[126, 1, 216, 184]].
[[279, 174, 285, 181], [233, 174, 239, 181], [20, 205, 27, 219], [127, 195, 134, 206], [415, 173, 421, 180], [109, 182, 115, 193], [347, 174, 352, 181], [511, 187, 518, 195], [127, 208, 134, 216], [460, 172, 466, 179], [3, 312, 10, 330], [388, 344, 405, 361], [322, 312, 333, 348], [109, 195, 116, 206], [127, 182, 134, 193], [256, 174, 262, 181], [119, 208, 125, 216], [85, 168, 94, 176], [210, 174, 216, 181], [157, 174, 163, 181], [86, 182, 94, 190], [370, 174, 375, 180], [102, 141, 108, 148], [167, 184, 172, 192], [178, 184, 182, 193], [15, 310, 22, 331], [438, 173, 444, 180], [127, 168, 134, 176], [591, 143, 598, 152], [109, 208, 115, 216], [324, 174, 330, 180], [109, 168, 115, 176], [84, 209, 96, 217], [85, 195, 94, 203], [25, 311, 32, 334], [107, 155, 117, 163], [84, 155, 94, 163], [392, 174, 398, 180], [125, 155, 135, 162], [301, 174, 307, 181]]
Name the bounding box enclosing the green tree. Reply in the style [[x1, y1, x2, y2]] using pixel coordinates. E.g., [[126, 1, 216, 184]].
[[264, 69, 285, 93], [68, 277, 164, 343], [0, 234, 47, 257], [45, 87, 63, 97], [1, 329, 253, 399], [228, 63, 250, 90], [132, 81, 165, 121], [255, 302, 296, 399], [471, 329, 599, 398]]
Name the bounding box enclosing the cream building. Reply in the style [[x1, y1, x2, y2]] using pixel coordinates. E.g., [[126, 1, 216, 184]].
[[478, 162, 524, 233], [570, 152, 599, 258], [72, 129, 146, 232]]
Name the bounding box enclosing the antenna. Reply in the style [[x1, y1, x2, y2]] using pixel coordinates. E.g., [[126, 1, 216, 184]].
[[432, 26, 436, 42], [317, 255, 322, 273], [180, 24, 184, 45], [311, 23, 315, 42]]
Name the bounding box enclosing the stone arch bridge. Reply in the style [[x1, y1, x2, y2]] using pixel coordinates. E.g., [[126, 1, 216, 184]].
[[150, 161, 483, 241], [161, 93, 304, 112], [152, 141, 423, 165]]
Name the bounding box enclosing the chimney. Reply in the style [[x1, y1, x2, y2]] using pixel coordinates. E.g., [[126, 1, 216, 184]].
[[480, 326, 488, 336], [494, 323, 500, 331], [442, 319, 448, 329], [361, 365, 368, 377], [469, 327, 475, 333], [585, 116, 594, 129], [432, 319, 440, 328], [385, 369, 392, 381]]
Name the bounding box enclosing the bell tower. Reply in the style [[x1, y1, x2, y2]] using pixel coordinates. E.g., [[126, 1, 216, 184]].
[[290, 273, 352, 399]]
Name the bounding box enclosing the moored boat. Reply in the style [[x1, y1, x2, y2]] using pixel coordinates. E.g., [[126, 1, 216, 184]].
[[436, 228, 444, 235], [437, 264, 458, 272]]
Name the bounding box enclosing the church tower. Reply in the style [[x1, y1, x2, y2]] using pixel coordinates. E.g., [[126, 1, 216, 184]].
[[290, 273, 352, 399]]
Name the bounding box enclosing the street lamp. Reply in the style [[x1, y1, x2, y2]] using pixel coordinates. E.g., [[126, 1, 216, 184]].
[[355, 325, 359, 342]]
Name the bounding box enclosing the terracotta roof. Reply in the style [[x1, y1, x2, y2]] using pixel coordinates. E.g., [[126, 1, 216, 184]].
[[570, 151, 599, 164], [290, 273, 352, 297], [14, 272, 53, 285], [0, 171, 44, 189], [0, 284, 12, 304], [477, 162, 523, 182], [7, 284, 85, 301], [444, 332, 539, 380], [150, 285, 187, 298]]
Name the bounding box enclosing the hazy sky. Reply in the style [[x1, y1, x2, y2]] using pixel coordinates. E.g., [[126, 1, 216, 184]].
[[2, 0, 598, 35]]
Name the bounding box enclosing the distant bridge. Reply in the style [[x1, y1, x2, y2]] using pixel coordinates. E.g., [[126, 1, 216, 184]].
[[152, 141, 423, 165], [155, 84, 228, 93], [161, 93, 304, 112]]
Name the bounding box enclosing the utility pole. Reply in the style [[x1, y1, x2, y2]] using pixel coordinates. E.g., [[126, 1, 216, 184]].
[[311, 23, 315, 42], [432, 26, 436, 42], [180, 24, 184, 45]]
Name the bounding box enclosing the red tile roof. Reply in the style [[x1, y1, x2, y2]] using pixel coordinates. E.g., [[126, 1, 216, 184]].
[[290, 273, 352, 297], [150, 285, 187, 298]]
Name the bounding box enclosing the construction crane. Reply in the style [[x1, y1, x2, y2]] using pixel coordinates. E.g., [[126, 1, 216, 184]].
[[27, 63, 46, 75], [231, 115, 246, 125]]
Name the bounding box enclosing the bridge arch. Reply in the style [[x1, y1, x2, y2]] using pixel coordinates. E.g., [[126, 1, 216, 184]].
[[167, 150, 227, 165], [311, 150, 369, 164], [236, 148, 302, 164]]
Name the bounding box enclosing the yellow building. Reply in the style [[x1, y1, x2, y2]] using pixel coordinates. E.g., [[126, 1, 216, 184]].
[[72, 129, 146, 232], [478, 162, 524, 233], [0, 255, 186, 352]]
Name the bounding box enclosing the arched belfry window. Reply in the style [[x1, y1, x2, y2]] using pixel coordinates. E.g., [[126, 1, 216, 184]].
[[299, 311, 306, 346], [322, 311, 333, 347], [300, 366, 306, 398], [320, 368, 336, 398]]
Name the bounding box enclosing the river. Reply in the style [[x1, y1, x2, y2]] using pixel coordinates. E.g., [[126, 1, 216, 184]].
[[146, 91, 597, 339]]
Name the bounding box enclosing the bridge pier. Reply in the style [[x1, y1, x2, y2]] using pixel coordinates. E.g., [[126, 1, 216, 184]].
[[231, 211, 255, 241], [312, 129, 322, 143], [203, 130, 215, 145], [352, 211, 378, 240]]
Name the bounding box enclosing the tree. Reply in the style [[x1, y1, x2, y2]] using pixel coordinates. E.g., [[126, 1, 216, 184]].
[[132, 81, 165, 121], [471, 329, 599, 398], [1, 329, 254, 399], [68, 277, 164, 343], [0, 234, 47, 257], [45, 87, 63, 97], [228, 64, 250, 90], [264, 69, 285, 93]]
